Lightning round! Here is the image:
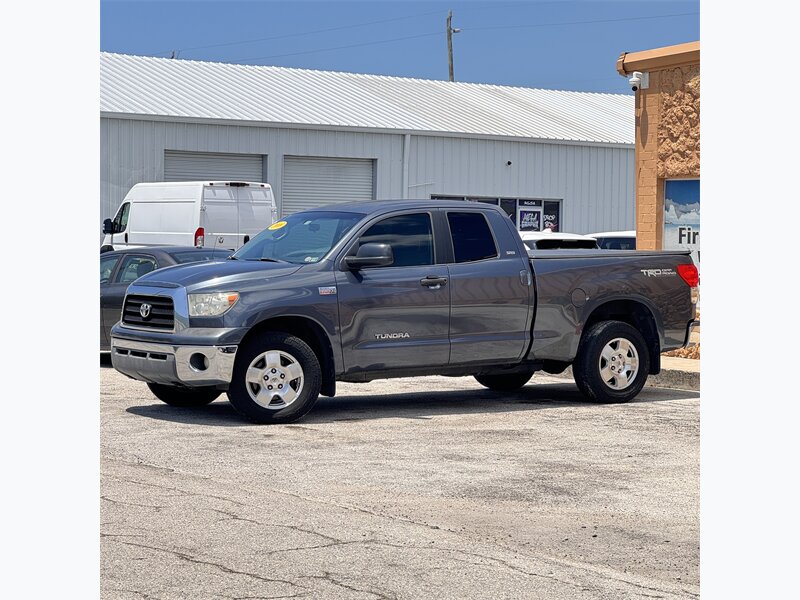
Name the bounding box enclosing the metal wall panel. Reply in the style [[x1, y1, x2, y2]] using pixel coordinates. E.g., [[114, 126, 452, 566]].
[[407, 135, 634, 234], [282, 156, 375, 216], [100, 118, 401, 229], [100, 118, 633, 242], [164, 150, 264, 182]]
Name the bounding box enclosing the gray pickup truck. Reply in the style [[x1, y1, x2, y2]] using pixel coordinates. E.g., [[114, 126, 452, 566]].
[[110, 200, 699, 423]]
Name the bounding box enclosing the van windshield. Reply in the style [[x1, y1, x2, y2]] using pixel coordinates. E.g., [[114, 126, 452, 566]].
[[233, 211, 365, 264]]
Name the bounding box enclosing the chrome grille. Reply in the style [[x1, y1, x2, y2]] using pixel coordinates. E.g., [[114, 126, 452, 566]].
[[122, 294, 174, 330]]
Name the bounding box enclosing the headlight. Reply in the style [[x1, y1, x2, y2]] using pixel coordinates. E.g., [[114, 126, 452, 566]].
[[188, 292, 239, 317]]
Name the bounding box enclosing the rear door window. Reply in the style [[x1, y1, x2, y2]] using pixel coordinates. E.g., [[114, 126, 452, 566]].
[[115, 255, 158, 283], [446, 212, 498, 263]]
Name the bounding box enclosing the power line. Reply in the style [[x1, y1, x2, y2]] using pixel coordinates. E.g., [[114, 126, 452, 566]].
[[230, 11, 698, 65], [235, 31, 442, 64], [462, 11, 699, 33], [152, 8, 443, 57]]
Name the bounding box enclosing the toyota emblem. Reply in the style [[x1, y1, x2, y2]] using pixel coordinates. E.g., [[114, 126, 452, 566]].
[[139, 303, 152, 319]]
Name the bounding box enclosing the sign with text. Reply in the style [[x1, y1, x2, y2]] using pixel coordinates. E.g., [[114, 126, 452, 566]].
[[664, 179, 700, 265]]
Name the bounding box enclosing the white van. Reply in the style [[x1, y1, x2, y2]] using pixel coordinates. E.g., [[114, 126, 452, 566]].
[[101, 181, 277, 253]]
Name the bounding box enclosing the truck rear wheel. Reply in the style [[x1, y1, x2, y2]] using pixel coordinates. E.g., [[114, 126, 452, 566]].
[[573, 320, 650, 403], [147, 383, 221, 407], [226, 332, 321, 424], [474, 372, 533, 392]]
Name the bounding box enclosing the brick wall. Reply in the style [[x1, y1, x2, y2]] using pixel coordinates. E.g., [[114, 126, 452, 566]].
[[635, 64, 700, 249]]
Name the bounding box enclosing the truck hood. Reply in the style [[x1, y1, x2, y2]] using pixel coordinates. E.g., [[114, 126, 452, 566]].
[[136, 259, 303, 291]]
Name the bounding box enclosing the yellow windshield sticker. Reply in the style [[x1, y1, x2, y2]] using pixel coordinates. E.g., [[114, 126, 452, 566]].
[[268, 220, 287, 231]]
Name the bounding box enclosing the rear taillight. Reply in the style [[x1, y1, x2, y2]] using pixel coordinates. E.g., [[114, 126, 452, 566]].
[[677, 263, 700, 304], [677, 263, 699, 287], [194, 227, 205, 247]]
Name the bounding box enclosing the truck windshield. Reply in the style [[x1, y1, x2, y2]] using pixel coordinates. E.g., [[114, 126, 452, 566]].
[[233, 211, 365, 264]]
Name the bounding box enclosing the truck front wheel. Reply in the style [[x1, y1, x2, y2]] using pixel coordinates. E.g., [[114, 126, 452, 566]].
[[573, 320, 650, 403], [147, 383, 221, 407], [226, 332, 321, 424], [474, 372, 533, 392]]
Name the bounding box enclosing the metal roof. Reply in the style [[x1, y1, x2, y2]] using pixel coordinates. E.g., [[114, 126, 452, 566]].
[[100, 52, 634, 145]]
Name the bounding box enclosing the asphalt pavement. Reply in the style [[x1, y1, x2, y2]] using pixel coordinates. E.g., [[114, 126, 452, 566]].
[[101, 364, 700, 599]]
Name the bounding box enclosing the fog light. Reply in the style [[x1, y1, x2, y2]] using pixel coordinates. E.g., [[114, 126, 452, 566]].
[[189, 353, 209, 372]]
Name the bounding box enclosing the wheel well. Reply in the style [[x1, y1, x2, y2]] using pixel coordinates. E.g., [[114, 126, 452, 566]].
[[583, 300, 661, 374], [239, 317, 336, 397]]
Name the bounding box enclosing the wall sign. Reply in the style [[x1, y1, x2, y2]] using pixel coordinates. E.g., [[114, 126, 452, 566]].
[[663, 179, 700, 264]]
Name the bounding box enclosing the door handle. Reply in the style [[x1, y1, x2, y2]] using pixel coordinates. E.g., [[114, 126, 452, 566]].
[[420, 276, 448, 289]]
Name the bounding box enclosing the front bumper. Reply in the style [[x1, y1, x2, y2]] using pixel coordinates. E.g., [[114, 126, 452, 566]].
[[111, 338, 237, 388]]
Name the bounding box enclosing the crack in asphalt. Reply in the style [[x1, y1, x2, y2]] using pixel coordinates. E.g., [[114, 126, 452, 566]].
[[109, 539, 306, 592], [357, 539, 595, 594], [101, 495, 166, 509], [205, 508, 344, 546], [257, 488, 698, 598], [302, 572, 397, 600], [104, 473, 246, 507], [108, 588, 160, 599], [102, 454, 698, 598], [231, 595, 307, 600]]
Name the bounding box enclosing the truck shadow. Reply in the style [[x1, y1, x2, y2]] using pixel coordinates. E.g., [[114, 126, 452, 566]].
[[124, 381, 699, 427]]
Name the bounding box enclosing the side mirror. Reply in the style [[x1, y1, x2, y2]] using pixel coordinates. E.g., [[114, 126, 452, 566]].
[[343, 243, 394, 270], [102, 218, 115, 234]]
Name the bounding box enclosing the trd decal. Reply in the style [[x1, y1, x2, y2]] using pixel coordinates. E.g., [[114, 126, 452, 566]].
[[640, 268, 677, 277]]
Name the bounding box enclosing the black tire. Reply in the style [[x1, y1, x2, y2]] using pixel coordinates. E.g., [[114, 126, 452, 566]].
[[226, 332, 321, 424], [474, 372, 533, 392], [147, 383, 221, 407], [573, 320, 650, 404]]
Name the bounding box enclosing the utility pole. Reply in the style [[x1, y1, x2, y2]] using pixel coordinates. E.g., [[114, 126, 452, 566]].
[[446, 10, 460, 82]]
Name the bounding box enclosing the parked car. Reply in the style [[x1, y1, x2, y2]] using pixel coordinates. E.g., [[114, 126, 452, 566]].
[[588, 230, 637, 250], [101, 246, 232, 351], [519, 230, 599, 250]]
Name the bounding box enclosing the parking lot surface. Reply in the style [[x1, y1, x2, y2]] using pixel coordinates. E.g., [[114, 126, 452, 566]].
[[101, 363, 699, 599]]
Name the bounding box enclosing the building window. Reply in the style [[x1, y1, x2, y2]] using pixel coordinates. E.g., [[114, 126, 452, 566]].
[[432, 195, 562, 231]]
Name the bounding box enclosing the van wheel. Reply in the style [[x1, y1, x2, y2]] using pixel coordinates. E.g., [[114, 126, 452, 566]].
[[147, 383, 220, 407], [573, 320, 650, 403], [100, 245, 114, 254], [474, 372, 533, 391], [227, 332, 321, 424]]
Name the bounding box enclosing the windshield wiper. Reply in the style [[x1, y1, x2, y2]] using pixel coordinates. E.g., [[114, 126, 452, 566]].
[[257, 258, 288, 263]]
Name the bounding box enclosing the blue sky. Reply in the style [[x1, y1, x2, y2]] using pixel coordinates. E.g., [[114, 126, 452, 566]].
[[100, 0, 699, 94]]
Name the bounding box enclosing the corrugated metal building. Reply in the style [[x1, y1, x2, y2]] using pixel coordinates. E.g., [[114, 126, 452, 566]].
[[100, 52, 635, 235]]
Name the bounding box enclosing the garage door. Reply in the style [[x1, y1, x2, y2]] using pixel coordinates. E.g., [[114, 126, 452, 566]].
[[282, 156, 375, 216], [164, 151, 264, 183]]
